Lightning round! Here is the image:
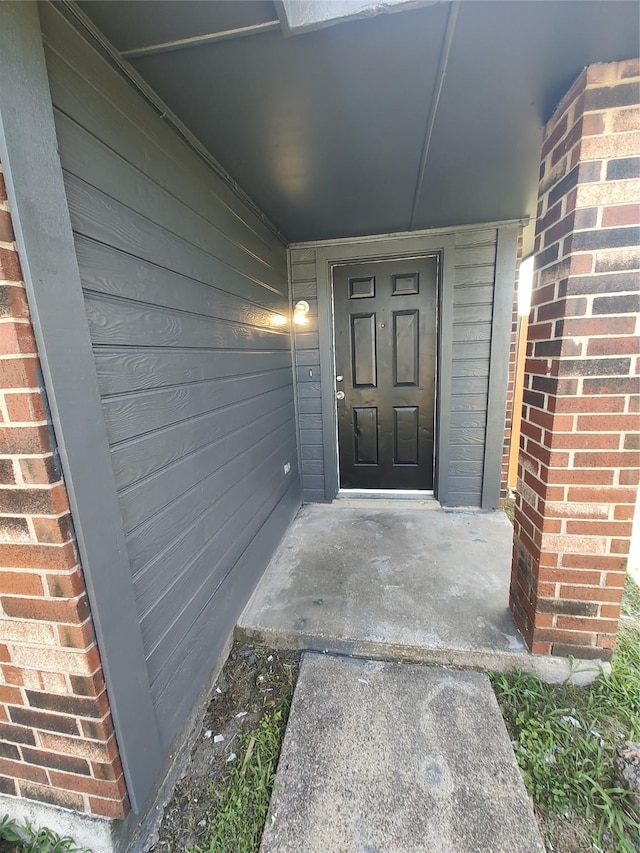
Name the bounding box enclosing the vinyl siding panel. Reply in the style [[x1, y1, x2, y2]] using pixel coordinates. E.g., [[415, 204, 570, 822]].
[[42, 8, 301, 751], [290, 246, 323, 501], [450, 228, 497, 505]]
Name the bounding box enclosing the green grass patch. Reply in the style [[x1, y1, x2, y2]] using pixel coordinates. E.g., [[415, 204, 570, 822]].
[[491, 576, 640, 852], [185, 699, 290, 853], [0, 817, 88, 853]]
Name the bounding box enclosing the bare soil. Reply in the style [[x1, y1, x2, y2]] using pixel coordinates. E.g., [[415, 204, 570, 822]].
[[147, 645, 299, 853]]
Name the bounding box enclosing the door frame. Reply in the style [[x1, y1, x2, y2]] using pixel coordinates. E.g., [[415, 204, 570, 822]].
[[315, 233, 456, 502]]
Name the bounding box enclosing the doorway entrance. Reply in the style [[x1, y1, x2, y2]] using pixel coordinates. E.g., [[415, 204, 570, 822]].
[[333, 256, 438, 490]]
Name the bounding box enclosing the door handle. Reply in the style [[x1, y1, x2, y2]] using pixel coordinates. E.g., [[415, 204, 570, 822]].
[[336, 390, 345, 400]]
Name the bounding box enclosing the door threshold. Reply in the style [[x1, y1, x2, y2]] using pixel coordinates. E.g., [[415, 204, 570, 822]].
[[338, 489, 434, 499], [335, 489, 440, 509]]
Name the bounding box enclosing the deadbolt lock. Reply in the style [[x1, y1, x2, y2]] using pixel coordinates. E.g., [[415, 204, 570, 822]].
[[336, 375, 344, 382]]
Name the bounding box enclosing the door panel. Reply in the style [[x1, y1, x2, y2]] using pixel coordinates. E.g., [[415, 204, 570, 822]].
[[334, 256, 438, 489]]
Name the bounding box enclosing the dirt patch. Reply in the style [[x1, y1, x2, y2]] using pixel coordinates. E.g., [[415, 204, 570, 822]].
[[148, 644, 299, 853]]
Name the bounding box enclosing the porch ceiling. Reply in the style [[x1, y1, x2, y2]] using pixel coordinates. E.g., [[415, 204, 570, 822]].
[[75, 0, 638, 254]]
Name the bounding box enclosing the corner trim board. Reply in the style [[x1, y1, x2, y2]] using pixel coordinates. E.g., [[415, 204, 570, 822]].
[[0, 1, 163, 811], [482, 224, 519, 509]]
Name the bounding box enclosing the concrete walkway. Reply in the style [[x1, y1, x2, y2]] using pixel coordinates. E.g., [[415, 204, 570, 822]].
[[260, 653, 545, 853], [239, 504, 604, 682]]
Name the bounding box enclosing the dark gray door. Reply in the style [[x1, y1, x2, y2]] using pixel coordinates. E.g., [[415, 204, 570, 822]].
[[334, 256, 438, 489]]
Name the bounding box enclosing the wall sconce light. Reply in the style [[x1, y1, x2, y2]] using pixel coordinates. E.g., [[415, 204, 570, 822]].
[[293, 300, 310, 325]]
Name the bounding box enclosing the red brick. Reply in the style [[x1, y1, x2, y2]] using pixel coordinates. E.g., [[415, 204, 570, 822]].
[[0, 320, 37, 356], [546, 467, 613, 486], [602, 204, 640, 227], [0, 572, 43, 596], [548, 432, 619, 450], [535, 628, 597, 646], [0, 284, 29, 319], [556, 616, 619, 632], [0, 424, 51, 455], [32, 515, 73, 545], [88, 795, 129, 820], [612, 107, 640, 133], [0, 723, 36, 746], [561, 316, 636, 337], [0, 756, 48, 784], [1, 594, 90, 624], [619, 469, 640, 485], [21, 747, 91, 777], [19, 456, 60, 486], [573, 450, 639, 468], [48, 769, 124, 800], [582, 113, 606, 136], [537, 566, 602, 585], [79, 713, 113, 742], [614, 504, 635, 521], [0, 684, 23, 705], [600, 604, 621, 619], [568, 253, 593, 275], [70, 671, 106, 698], [558, 585, 623, 602], [576, 414, 640, 433], [610, 538, 630, 554], [586, 337, 640, 356], [527, 409, 575, 433], [46, 570, 85, 599], [0, 484, 69, 516], [57, 621, 96, 651], [566, 486, 637, 503], [0, 212, 14, 245], [561, 554, 624, 571], [91, 755, 123, 782], [5, 392, 46, 423], [605, 571, 629, 587], [565, 520, 633, 536], [0, 248, 22, 282], [18, 780, 84, 812], [0, 543, 76, 571], [0, 356, 40, 389], [26, 689, 105, 719]]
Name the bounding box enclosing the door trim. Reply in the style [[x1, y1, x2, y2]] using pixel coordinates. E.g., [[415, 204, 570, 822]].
[[316, 234, 455, 503]]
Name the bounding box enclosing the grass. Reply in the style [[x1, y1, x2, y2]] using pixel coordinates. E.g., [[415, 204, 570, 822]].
[[491, 575, 640, 852], [0, 817, 88, 853], [185, 697, 291, 853]]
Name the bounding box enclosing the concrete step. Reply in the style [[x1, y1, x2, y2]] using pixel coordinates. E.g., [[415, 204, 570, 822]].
[[260, 654, 545, 853]]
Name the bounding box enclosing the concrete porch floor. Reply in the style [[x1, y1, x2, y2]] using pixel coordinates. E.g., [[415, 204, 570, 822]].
[[238, 503, 606, 683]]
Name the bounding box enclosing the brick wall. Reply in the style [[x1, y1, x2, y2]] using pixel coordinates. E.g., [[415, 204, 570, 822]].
[[0, 161, 128, 819], [510, 59, 640, 657], [500, 228, 524, 505]]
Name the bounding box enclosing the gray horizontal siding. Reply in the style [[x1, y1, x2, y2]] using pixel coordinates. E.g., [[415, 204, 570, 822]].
[[292, 226, 504, 507], [290, 246, 323, 501], [42, 7, 301, 751], [450, 228, 498, 505]]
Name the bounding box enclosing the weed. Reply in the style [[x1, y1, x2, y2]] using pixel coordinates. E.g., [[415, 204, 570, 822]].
[[186, 699, 291, 853], [491, 576, 640, 852], [0, 816, 89, 853]]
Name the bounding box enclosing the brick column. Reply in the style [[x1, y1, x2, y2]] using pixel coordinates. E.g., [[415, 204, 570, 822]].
[[0, 162, 128, 819], [510, 59, 640, 658]]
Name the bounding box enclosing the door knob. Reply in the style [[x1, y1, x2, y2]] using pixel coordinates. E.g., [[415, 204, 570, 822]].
[[336, 375, 344, 382], [336, 390, 345, 400]]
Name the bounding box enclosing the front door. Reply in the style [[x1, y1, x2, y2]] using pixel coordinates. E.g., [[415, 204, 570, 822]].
[[334, 256, 438, 489]]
